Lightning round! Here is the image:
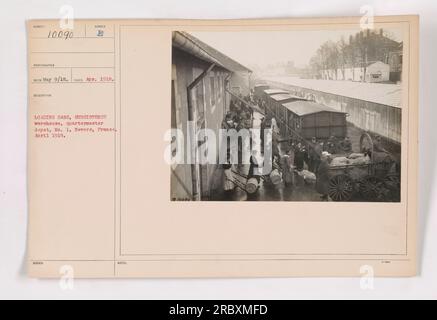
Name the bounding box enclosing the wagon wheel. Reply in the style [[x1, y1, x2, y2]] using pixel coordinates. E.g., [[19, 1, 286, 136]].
[[384, 174, 401, 202], [328, 174, 354, 201], [358, 175, 388, 201]]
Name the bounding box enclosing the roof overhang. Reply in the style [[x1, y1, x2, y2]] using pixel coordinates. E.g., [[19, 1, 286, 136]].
[[172, 31, 227, 70]]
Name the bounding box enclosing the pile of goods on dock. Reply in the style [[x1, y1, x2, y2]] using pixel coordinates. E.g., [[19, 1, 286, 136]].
[[329, 153, 371, 167]]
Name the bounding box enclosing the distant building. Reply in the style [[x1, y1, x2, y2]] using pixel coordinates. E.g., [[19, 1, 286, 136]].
[[349, 28, 401, 64], [364, 61, 390, 82], [322, 61, 390, 83], [314, 28, 403, 83]]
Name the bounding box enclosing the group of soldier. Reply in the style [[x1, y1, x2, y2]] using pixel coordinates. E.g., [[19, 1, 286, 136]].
[[220, 92, 356, 200], [222, 98, 254, 131]]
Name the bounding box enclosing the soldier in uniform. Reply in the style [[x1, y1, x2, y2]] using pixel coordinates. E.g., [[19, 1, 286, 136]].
[[339, 136, 352, 153], [316, 152, 332, 201], [308, 137, 319, 172], [326, 135, 338, 154]]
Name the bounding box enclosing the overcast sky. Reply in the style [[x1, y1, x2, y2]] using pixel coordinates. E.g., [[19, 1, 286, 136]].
[[191, 28, 402, 69]]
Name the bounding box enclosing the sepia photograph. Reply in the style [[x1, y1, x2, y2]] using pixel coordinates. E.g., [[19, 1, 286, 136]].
[[170, 28, 403, 202], [171, 28, 403, 202]]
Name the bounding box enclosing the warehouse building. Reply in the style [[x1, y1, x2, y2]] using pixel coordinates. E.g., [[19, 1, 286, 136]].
[[171, 31, 251, 201]]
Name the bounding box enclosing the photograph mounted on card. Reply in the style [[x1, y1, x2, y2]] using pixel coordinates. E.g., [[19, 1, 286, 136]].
[[27, 16, 418, 278]]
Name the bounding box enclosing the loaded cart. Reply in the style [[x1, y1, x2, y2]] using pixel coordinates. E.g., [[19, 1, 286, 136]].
[[327, 133, 400, 202]]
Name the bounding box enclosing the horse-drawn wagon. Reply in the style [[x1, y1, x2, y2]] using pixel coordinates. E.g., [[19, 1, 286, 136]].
[[326, 133, 400, 202]]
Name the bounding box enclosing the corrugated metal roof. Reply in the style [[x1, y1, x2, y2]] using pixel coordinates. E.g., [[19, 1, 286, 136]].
[[264, 89, 289, 95], [265, 76, 402, 108], [172, 32, 224, 68], [269, 93, 302, 101], [283, 100, 346, 116]]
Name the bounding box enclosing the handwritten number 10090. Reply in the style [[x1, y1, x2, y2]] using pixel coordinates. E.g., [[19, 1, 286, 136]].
[[47, 30, 73, 40]]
